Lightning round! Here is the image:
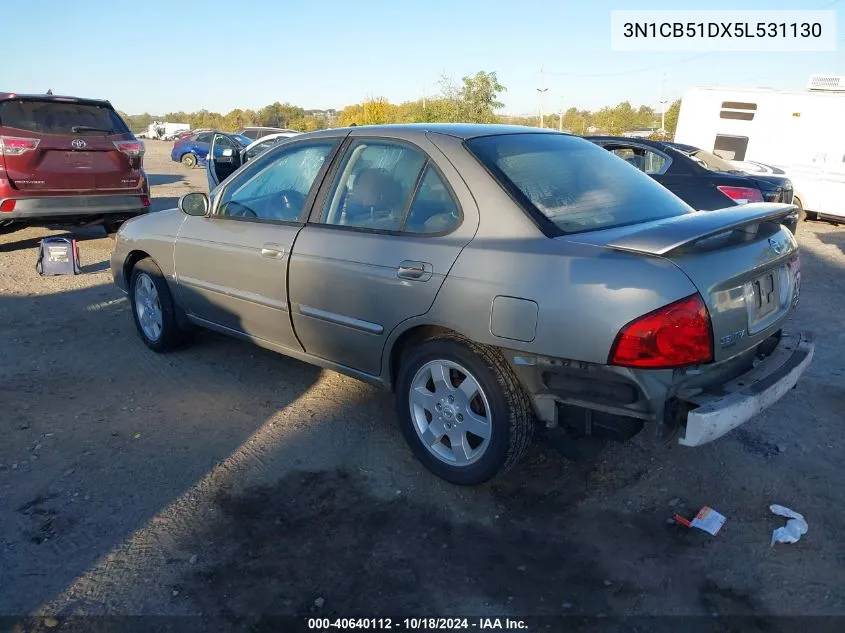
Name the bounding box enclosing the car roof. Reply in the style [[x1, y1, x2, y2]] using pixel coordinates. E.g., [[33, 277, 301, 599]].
[[302, 123, 564, 141], [244, 131, 302, 150], [0, 92, 114, 108]]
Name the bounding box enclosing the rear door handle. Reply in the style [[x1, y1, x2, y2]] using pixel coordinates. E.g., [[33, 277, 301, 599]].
[[261, 243, 285, 259], [397, 260, 432, 280]]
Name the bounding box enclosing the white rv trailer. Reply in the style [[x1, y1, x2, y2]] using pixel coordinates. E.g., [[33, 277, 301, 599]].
[[674, 75, 845, 221]]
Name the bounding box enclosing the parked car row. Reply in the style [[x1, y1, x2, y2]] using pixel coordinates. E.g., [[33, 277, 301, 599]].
[[112, 123, 813, 485], [170, 129, 302, 172]]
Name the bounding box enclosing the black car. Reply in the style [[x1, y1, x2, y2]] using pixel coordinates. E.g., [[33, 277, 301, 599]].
[[586, 136, 799, 233]]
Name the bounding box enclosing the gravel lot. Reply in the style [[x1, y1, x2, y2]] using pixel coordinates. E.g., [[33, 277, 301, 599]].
[[1, 140, 844, 626]]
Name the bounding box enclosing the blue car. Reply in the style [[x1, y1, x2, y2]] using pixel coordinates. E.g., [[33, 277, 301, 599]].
[[170, 131, 251, 169]]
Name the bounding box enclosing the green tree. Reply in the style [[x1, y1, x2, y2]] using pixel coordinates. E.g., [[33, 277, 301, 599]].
[[258, 102, 307, 128], [337, 97, 399, 126], [636, 104, 657, 129], [120, 112, 155, 132], [161, 111, 190, 124], [663, 99, 681, 138], [222, 108, 251, 131], [119, 87, 675, 138], [562, 107, 589, 134], [440, 71, 506, 123]]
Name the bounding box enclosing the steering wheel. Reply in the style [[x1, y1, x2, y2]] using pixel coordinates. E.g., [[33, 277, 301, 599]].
[[277, 189, 307, 216], [223, 201, 257, 218]]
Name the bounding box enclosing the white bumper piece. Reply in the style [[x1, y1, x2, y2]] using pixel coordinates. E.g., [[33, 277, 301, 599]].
[[679, 333, 814, 447]]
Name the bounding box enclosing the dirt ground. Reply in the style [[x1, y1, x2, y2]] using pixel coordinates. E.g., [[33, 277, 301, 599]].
[[1, 140, 844, 628]]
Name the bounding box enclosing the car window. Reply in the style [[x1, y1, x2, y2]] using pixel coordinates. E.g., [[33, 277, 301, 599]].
[[212, 135, 238, 157], [403, 166, 462, 234], [245, 139, 277, 160], [320, 141, 426, 232], [713, 134, 749, 161], [241, 129, 258, 139], [194, 132, 212, 144], [217, 142, 335, 222], [0, 99, 129, 135], [642, 150, 668, 174], [608, 146, 667, 175], [467, 133, 691, 235]]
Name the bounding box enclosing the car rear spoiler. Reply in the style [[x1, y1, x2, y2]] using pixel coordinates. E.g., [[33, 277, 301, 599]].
[[605, 203, 797, 256]]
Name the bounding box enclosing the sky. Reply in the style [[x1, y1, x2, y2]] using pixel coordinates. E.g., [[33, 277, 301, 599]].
[[4, 0, 844, 117]]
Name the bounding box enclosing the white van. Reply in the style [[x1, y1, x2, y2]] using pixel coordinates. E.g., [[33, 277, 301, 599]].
[[674, 76, 845, 221]]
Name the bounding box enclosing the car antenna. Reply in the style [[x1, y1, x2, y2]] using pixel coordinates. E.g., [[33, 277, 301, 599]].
[[46, 88, 53, 95]]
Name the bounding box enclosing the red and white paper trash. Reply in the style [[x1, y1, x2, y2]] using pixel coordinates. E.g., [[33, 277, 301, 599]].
[[674, 506, 727, 536]]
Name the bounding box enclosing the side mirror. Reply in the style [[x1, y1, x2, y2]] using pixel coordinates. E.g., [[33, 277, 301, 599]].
[[179, 192, 209, 217]]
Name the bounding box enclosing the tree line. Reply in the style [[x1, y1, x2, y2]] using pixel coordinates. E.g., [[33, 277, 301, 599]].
[[120, 71, 681, 138]]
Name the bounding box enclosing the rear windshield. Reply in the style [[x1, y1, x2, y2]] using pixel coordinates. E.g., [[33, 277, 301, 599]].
[[466, 133, 692, 235], [0, 99, 129, 135]]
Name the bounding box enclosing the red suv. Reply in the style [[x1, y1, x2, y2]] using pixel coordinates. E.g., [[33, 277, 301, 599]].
[[0, 93, 150, 234]]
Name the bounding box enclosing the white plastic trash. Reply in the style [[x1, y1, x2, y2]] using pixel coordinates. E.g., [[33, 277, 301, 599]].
[[770, 504, 808, 547]]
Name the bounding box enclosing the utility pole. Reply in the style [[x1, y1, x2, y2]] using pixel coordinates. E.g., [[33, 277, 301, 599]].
[[659, 73, 668, 138], [559, 96, 564, 131], [423, 85, 427, 110], [536, 65, 548, 128]]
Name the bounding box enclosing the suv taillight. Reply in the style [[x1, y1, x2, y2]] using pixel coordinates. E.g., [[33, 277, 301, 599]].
[[609, 294, 713, 369], [114, 140, 145, 157], [0, 136, 40, 156], [717, 186, 763, 205]]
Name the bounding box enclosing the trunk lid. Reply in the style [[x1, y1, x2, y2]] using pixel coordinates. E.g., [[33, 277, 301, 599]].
[[0, 96, 142, 194], [564, 203, 801, 362]]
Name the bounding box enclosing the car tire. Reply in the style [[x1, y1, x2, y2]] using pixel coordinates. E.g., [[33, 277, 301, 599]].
[[395, 333, 534, 485], [795, 197, 816, 223], [129, 258, 188, 353], [181, 153, 197, 169], [104, 219, 124, 239]]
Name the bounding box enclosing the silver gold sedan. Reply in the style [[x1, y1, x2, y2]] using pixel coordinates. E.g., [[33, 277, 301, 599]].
[[111, 124, 813, 485]]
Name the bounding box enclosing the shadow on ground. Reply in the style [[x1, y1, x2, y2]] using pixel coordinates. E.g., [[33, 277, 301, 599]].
[[147, 174, 185, 187], [150, 196, 180, 213], [0, 225, 107, 254], [816, 225, 844, 254], [0, 283, 323, 614]]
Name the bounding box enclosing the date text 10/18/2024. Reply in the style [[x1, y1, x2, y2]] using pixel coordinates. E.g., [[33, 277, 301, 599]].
[[307, 618, 528, 631]]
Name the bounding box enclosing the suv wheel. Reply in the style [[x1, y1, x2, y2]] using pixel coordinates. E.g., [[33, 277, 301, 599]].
[[104, 219, 124, 238], [181, 153, 197, 169], [129, 258, 188, 352], [395, 333, 534, 485], [795, 197, 816, 222]]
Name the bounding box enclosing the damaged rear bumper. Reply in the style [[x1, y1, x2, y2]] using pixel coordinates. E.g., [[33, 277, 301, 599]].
[[678, 332, 814, 447]]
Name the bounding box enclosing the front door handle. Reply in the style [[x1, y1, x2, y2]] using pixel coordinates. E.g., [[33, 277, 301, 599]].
[[261, 243, 285, 259], [397, 260, 432, 280]]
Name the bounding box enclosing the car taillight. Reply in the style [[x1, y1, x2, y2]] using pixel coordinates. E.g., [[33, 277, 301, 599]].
[[114, 140, 145, 157], [140, 194, 150, 207], [0, 136, 40, 156], [717, 186, 763, 205], [0, 199, 16, 212], [609, 294, 713, 369]]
